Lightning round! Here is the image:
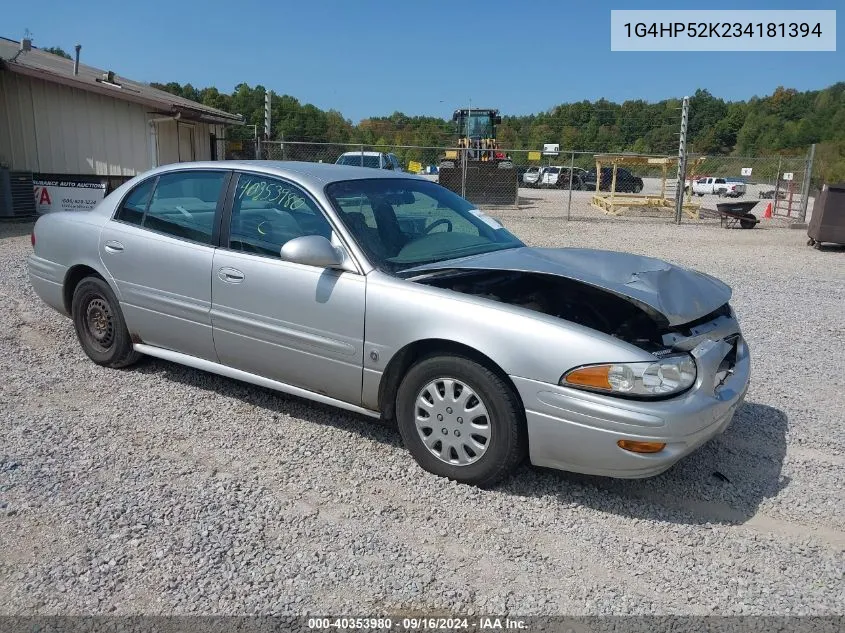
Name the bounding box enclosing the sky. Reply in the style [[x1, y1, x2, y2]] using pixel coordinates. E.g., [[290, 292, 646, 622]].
[[3, 0, 841, 123]]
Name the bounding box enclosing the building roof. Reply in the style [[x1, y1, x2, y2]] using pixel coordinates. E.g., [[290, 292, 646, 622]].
[[0, 37, 243, 126]]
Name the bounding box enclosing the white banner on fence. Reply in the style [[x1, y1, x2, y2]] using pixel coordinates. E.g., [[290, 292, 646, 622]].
[[741, 167, 753, 176], [33, 179, 106, 214]]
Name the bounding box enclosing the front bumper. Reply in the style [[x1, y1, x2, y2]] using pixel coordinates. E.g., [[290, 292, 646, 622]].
[[513, 335, 750, 478]]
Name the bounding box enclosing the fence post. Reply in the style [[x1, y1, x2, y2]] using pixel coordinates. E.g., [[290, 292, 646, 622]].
[[674, 95, 690, 225], [566, 151, 575, 221], [799, 143, 815, 223], [461, 148, 468, 199], [774, 155, 783, 215]]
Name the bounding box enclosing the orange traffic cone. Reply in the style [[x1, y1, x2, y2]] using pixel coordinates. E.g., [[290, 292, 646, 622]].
[[763, 202, 772, 219]]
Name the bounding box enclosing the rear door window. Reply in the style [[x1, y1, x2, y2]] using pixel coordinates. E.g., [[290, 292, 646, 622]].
[[143, 171, 227, 245]]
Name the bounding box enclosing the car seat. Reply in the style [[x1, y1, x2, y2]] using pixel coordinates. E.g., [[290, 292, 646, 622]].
[[370, 199, 408, 257]]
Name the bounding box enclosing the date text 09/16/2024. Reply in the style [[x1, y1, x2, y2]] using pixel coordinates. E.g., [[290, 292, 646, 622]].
[[307, 617, 528, 630]]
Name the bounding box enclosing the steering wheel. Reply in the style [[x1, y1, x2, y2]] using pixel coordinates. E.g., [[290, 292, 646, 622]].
[[424, 218, 453, 234], [252, 214, 275, 237]]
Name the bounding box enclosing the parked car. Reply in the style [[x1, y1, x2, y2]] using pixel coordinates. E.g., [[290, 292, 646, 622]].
[[583, 167, 644, 193], [539, 166, 565, 187], [522, 166, 543, 187], [687, 177, 746, 198], [336, 151, 403, 171], [540, 167, 588, 190], [27, 161, 750, 487]]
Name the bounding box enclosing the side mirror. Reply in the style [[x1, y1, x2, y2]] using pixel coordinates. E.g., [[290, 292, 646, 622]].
[[280, 235, 343, 269]]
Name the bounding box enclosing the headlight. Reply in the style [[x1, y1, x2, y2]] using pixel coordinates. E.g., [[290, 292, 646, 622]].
[[561, 355, 697, 398]]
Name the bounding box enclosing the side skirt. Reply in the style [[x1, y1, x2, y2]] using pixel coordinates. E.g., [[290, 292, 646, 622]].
[[133, 343, 381, 419]]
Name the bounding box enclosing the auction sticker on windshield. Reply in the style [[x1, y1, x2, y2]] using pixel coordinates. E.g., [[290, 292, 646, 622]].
[[468, 209, 503, 230]]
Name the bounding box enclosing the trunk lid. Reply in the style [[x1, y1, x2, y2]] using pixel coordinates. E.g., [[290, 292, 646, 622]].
[[404, 247, 731, 326]]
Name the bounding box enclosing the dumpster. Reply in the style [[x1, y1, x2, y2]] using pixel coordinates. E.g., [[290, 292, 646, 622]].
[[807, 183, 845, 247]]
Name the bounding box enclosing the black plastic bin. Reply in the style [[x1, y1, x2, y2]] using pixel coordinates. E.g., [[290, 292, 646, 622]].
[[807, 183, 845, 247]]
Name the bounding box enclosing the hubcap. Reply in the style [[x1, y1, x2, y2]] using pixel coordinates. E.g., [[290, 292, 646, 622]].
[[415, 378, 491, 466], [85, 297, 114, 350]]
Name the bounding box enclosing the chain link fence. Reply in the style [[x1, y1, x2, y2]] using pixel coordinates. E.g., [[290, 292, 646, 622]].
[[223, 139, 815, 225], [685, 154, 811, 221]]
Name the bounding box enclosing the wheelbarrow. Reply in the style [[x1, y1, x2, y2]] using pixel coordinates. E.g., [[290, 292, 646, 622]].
[[716, 201, 760, 229]]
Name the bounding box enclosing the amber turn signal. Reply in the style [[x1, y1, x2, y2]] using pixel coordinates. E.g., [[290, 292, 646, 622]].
[[563, 365, 611, 390], [617, 440, 666, 454]]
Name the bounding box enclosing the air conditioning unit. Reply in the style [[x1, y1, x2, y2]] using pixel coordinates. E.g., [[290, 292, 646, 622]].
[[0, 169, 36, 218]]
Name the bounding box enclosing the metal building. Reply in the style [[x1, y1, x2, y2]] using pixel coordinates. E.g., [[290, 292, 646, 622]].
[[0, 37, 243, 216]]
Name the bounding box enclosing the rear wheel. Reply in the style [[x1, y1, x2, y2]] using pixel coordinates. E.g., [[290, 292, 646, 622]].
[[71, 276, 140, 368], [633, 181, 643, 193], [396, 355, 526, 487]]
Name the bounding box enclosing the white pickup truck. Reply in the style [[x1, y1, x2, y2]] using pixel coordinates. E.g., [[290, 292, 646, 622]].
[[687, 177, 746, 198]]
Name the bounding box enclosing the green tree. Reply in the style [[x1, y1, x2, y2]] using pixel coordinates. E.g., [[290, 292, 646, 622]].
[[42, 46, 71, 59]]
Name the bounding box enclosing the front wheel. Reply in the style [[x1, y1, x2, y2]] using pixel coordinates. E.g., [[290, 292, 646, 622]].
[[396, 355, 527, 487], [71, 276, 140, 368], [739, 213, 757, 229]]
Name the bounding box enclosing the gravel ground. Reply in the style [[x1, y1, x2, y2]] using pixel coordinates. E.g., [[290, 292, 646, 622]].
[[0, 210, 843, 617]]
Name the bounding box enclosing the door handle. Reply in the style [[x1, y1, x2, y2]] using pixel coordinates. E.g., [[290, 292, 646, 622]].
[[217, 267, 245, 283], [103, 241, 124, 253]]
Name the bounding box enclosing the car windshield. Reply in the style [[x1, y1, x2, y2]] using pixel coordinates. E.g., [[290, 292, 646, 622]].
[[325, 178, 524, 275], [337, 154, 381, 169]]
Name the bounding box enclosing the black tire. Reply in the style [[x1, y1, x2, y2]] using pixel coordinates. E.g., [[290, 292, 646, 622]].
[[632, 180, 643, 194], [739, 213, 757, 229], [807, 238, 816, 246], [71, 276, 140, 368], [396, 354, 527, 487]]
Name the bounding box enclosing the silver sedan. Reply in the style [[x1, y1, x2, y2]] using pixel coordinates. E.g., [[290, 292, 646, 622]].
[[27, 161, 750, 487]]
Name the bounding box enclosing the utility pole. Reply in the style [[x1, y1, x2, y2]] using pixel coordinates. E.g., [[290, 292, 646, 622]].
[[264, 90, 272, 139], [674, 96, 690, 225], [461, 98, 471, 198]]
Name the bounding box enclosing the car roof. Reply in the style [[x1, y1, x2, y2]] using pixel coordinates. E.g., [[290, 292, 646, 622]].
[[338, 151, 384, 157], [141, 160, 424, 188]]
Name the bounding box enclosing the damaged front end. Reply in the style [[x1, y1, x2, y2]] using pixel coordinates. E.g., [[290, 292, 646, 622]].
[[404, 246, 739, 357], [412, 268, 737, 357]]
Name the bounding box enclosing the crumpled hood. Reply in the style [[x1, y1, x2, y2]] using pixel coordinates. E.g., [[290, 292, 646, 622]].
[[405, 247, 732, 326]]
